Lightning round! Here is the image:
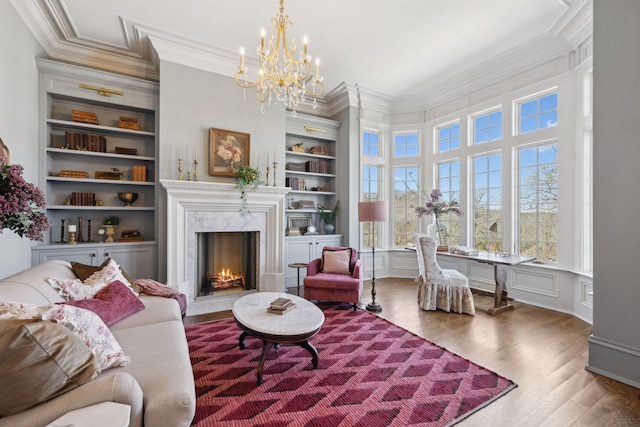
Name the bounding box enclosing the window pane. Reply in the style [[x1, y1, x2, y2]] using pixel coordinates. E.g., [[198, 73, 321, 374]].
[[517, 142, 558, 262], [393, 166, 419, 247], [473, 110, 502, 145], [473, 153, 502, 250], [394, 132, 419, 158], [437, 123, 460, 153], [436, 160, 462, 247], [518, 92, 558, 134]]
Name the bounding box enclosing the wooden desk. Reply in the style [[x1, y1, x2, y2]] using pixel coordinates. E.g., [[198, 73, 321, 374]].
[[437, 251, 536, 315]]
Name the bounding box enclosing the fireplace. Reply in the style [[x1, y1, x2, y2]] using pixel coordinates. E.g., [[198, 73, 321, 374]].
[[196, 231, 259, 296], [161, 179, 288, 316]]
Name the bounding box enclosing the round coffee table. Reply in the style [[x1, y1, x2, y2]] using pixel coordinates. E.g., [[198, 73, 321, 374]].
[[232, 292, 325, 385]]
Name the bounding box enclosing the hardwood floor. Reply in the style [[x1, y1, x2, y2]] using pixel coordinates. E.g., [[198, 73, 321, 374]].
[[184, 278, 640, 426]]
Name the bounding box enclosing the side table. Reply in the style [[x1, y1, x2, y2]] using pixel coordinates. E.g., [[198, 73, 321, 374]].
[[288, 262, 308, 296]]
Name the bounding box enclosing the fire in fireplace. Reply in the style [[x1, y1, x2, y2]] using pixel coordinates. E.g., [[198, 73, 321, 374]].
[[196, 231, 259, 297]]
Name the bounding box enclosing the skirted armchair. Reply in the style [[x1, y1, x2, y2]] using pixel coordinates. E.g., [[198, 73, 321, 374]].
[[414, 234, 475, 315], [304, 246, 363, 309]]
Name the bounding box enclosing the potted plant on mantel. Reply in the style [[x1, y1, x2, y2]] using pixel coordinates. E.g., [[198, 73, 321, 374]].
[[234, 165, 263, 216], [317, 200, 340, 234], [103, 215, 119, 243]]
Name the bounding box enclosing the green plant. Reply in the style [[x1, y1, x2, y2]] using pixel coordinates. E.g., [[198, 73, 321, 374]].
[[235, 165, 263, 216], [317, 200, 340, 225], [103, 216, 119, 226]]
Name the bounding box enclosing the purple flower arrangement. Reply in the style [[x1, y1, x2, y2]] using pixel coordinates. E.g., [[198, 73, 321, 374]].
[[415, 188, 464, 219], [0, 164, 50, 241]]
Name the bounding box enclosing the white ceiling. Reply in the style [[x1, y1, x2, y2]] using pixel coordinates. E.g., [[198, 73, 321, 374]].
[[12, 0, 586, 101]]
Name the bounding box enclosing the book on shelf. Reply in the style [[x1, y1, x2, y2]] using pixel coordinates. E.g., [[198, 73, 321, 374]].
[[270, 297, 293, 310], [132, 165, 147, 182], [267, 303, 297, 315], [71, 109, 98, 125]]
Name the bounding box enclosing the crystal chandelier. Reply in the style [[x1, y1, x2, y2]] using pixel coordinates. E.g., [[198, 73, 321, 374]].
[[235, 0, 324, 115]]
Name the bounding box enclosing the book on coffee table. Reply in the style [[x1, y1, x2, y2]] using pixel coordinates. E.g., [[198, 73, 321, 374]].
[[270, 297, 293, 310], [267, 303, 297, 315]]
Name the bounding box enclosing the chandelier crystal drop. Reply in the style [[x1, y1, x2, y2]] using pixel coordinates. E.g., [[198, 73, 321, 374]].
[[235, 0, 324, 115]]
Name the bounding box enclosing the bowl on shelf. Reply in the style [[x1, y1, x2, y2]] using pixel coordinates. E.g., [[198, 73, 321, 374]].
[[118, 192, 138, 207]]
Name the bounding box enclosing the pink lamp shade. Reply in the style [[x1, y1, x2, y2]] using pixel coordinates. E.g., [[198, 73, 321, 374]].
[[358, 201, 388, 222]]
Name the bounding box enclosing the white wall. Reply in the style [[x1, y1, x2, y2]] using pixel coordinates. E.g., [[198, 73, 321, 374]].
[[155, 60, 286, 281], [588, 0, 640, 388], [0, 2, 45, 279]]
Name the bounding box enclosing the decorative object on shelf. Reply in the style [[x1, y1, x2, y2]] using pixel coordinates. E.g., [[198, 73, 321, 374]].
[[0, 162, 50, 241], [68, 224, 77, 244], [358, 201, 388, 313], [97, 228, 105, 243], [234, 165, 263, 216], [58, 219, 66, 243], [234, 0, 324, 115], [87, 219, 92, 243], [77, 217, 84, 242], [317, 200, 339, 234], [60, 170, 89, 179], [266, 153, 271, 186], [178, 156, 183, 180], [119, 229, 143, 242], [193, 158, 198, 182], [95, 168, 124, 180], [209, 128, 249, 176], [103, 216, 119, 243], [415, 188, 463, 252], [489, 219, 508, 256], [290, 142, 305, 152], [118, 192, 138, 207], [305, 224, 318, 235], [115, 146, 137, 155], [0, 138, 10, 165]]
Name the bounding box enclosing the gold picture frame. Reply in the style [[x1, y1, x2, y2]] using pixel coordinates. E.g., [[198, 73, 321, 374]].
[[208, 128, 250, 176], [288, 215, 311, 231]]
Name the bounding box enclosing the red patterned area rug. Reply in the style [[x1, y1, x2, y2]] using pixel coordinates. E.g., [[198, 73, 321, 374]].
[[186, 306, 516, 426]]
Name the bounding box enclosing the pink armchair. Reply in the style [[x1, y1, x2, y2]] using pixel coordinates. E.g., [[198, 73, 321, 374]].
[[303, 246, 363, 310]]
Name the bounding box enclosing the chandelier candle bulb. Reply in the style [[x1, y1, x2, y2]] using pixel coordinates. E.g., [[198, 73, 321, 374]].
[[240, 47, 245, 67], [316, 58, 320, 77], [303, 36, 308, 55], [261, 29, 265, 48]]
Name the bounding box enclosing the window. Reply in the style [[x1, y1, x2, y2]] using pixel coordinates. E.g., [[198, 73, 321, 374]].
[[517, 142, 558, 262], [393, 132, 419, 157], [472, 153, 502, 251], [363, 130, 381, 157], [393, 166, 419, 247], [435, 161, 462, 247], [437, 122, 460, 152], [362, 165, 381, 247], [518, 92, 558, 134], [473, 110, 502, 145]]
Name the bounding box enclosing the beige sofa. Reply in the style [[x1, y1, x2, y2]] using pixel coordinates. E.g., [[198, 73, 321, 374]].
[[0, 260, 195, 427]]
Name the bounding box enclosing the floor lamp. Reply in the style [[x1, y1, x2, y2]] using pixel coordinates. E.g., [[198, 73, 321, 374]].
[[358, 201, 388, 312]]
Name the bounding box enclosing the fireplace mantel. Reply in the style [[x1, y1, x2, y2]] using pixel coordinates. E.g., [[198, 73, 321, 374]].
[[161, 179, 289, 314]]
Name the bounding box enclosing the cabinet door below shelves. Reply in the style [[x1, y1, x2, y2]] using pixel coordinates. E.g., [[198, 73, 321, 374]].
[[102, 245, 156, 280], [32, 247, 99, 266]]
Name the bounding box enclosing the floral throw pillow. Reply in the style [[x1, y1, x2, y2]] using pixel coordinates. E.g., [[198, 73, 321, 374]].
[[47, 258, 137, 301], [0, 301, 51, 320], [41, 304, 130, 371]]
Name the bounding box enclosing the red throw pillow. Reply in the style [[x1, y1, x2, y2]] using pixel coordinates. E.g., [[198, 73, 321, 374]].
[[58, 280, 144, 326]]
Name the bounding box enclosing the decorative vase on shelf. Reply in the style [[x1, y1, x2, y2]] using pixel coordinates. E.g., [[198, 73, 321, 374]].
[[103, 225, 116, 243], [324, 223, 335, 235]]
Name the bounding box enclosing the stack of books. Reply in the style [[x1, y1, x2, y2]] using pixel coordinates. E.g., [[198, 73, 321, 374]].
[[132, 165, 147, 182], [267, 297, 296, 315], [117, 116, 141, 130], [71, 110, 98, 125], [310, 146, 327, 156]]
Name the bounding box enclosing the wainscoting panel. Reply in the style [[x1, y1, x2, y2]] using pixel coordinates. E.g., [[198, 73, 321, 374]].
[[511, 269, 558, 297]]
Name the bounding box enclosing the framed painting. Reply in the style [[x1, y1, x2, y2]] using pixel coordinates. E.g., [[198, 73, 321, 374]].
[[288, 215, 311, 230], [209, 128, 250, 176]]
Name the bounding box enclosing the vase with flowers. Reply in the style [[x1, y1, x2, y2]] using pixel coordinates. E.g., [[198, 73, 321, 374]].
[[317, 200, 339, 234], [415, 189, 463, 250], [0, 163, 50, 241], [235, 165, 263, 216]]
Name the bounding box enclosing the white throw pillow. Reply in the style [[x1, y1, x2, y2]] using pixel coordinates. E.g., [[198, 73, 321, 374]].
[[41, 304, 130, 371], [47, 258, 136, 301]]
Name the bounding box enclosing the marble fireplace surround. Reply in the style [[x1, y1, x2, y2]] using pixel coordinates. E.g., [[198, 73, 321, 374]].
[[161, 179, 288, 315]]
